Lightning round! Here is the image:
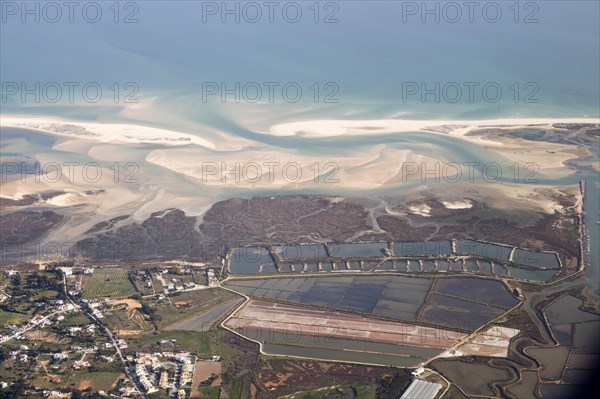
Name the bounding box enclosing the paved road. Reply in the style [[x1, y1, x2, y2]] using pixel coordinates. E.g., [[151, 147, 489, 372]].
[[165, 297, 245, 332]]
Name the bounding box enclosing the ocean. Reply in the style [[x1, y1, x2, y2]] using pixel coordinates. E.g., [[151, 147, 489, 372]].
[[1, 0, 599, 131]]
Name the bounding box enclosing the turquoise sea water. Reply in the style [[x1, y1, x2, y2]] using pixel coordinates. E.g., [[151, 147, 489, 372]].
[[1, 1, 599, 130]]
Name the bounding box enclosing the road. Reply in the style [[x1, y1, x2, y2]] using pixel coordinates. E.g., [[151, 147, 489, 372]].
[[165, 297, 245, 332]]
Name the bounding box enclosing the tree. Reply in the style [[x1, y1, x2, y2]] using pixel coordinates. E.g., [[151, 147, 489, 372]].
[[0, 347, 9, 362]]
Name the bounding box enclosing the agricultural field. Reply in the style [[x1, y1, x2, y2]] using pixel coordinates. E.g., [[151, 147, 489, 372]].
[[192, 386, 221, 399], [57, 312, 93, 327], [191, 360, 222, 398], [64, 371, 125, 392], [82, 268, 137, 298], [223, 275, 519, 332], [0, 309, 27, 325], [2, 330, 73, 353], [21, 328, 70, 345]]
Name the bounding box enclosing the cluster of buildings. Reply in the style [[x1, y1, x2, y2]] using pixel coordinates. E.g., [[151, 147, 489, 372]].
[[0, 301, 79, 344], [0, 286, 9, 303], [67, 324, 96, 336], [6, 345, 103, 371], [164, 278, 198, 293], [206, 269, 218, 287], [6, 345, 32, 363], [154, 266, 219, 292], [135, 270, 154, 290], [151, 269, 202, 295], [132, 352, 196, 396], [57, 266, 94, 277], [175, 355, 194, 390], [80, 298, 105, 318], [43, 391, 72, 399]]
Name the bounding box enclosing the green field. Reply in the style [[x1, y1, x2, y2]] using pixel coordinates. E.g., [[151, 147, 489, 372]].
[[125, 330, 222, 356], [82, 269, 137, 298], [195, 386, 221, 399], [31, 289, 59, 300], [0, 310, 27, 325]]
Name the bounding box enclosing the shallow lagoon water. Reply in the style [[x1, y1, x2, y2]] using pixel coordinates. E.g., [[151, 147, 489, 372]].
[[513, 249, 561, 269], [507, 267, 557, 283], [393, 241, 452, 257], [329, 242, 388, 258], [229, 247, 273, 274], [272, 244, 328, 262], [455, 240, 512, 262]]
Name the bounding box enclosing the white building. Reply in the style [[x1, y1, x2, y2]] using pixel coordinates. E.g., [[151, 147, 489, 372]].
[[399, 380, 442, 399]]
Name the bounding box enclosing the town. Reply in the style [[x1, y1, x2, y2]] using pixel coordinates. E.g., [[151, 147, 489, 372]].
[[0, 261, 225, 399]]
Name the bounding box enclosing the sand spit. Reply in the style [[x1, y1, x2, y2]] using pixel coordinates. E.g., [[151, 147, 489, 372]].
[[1, 115, 215, 149], [268, 118, 599, 139]]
